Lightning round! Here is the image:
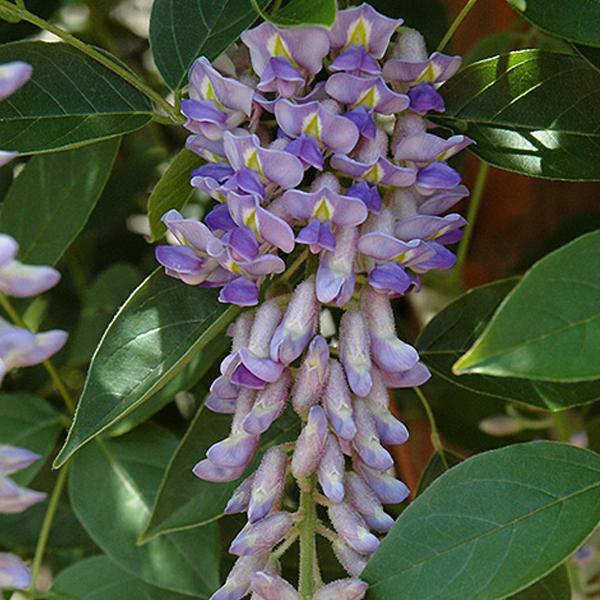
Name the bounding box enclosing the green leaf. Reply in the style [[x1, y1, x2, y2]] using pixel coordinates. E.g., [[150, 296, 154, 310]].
[[69, 425, 220, 597], [147, 149, 202, 242], [68, 263, 141, 366], [510, 566, 571, 600], [454, 231, 600, 382], [141, 407, 299, 542], [415, 450, 463, 496], [0, 42, 152, 154], [573, 43, 600, 73], [363, 442, 600, 600], [0, 393, 62, 485], [437, 50, 600, 180], [508, 0, 600, 47], [150, 0, 268, 90], [417, 279, 600, 410], [54, 270, 240, 468], [263, 0, 336, 27], [0, 139, 120, 266], [53, 555, 195, 600]]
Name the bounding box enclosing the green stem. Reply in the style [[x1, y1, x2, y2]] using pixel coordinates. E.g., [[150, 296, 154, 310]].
[[0, 0, 182, 123], [455, 161, 490, 276], [298, 477, 317, 599], [271, 0, 283, 15], [0, 294, 75, 414], [436, 0, 481, 53], [28, 464, 70, 594], [414, 387, 448, 469], [552, 411, 572, 443]]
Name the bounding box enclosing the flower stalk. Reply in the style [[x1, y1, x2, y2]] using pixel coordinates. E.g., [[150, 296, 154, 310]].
[[298, 477, 318, 599]]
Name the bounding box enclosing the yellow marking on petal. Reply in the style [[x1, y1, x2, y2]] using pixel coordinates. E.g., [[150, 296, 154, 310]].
[[244, 208, 260, 235], [355, 84, 379, 109], [313, 196, 333, 222], [303, 112, 321, 139], [346, 17, 371, 49], [201, 76, 226, 110], [244, 148, 264, 176], [363, 163, 383, 183], [226, 259, 244, 274], [416, 62, 436, 84], [268, 32, 298, 66]]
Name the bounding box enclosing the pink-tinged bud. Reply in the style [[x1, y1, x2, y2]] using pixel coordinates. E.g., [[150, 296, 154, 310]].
[[291, 335, 330, 415], [365, 369, 409, 445], [0, 445, 41, 475], [314, 578, 368, 600], [318, 433, 346, 503], [193, 459, 246, 483], [339, 310, 372, 397], [316, 226, 357, 307], [346, 472, 394, 533], [323, 360, 356, 441], [243, 370, 291, 434], [361, 287, 419, 374], [332, 539, 368, 577], [209, 552, 269, 600], [352, 400, 394, 471], [270, 279, 318, 365], [248, 446, 288, 522], [229, 511, 294, 556], [353, 456, 410, 505], [206, 376, 239, 414], [225, 475, 254, 515], [328, 502, 379, 555], [0, 552, 31, 590], [0, 475, 47, 514], [250, 572, 299, 600], [291, 405, 328, 478]]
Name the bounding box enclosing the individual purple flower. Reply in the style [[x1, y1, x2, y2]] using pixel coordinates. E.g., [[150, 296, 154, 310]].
[[314, 578, 368, 600], [0, 62, 32, 101], [225, 475, 254, 515], [224, 131, 304, 190], [393, 123, 473, 164], [248, 446, 288, 522], [0, 445, 41, 475], [352, 399, 394, 471], [328, 4, 402, 59], [331, 154, 416, 187], [206, 375, 239, 414], [209, 552, 270, 600], [0, 321, 68, 384], [0, 235, 61, 298], [339, 310, 372, 397], [344, 107, 377, 141], [330, 46, 381, 77], [229, 511, 294, 556], [417, 185, 470, 216], [332, 540, 368, 577], [281, 186, 368, 254], [346, 472, 394, 534], [291, 335, 330, 415], [0, 445, 46, 515], [275, 100, 360, 154], [416, 162, 462, 195], [325, 75, 409, 115], [380, 361, 431, 389], [270, 278, 318, 365], [291, 405, 328, 478], [322, 360, 356, 441], [250, 572, 299, 600], [346, 181, 382, 213], [318, 433, 346, 503], [316, 226, 358, 307], [353, 456, 410, 504], [243, 370, 291, 435], [328, 502, 380, 555], [0, 553, 31, 591]]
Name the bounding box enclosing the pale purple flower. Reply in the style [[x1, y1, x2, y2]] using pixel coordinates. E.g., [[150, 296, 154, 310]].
[[352, 399, 393, 471], [225, 475, 254, 515], [314, 578, 368, 600], [339, 310, 372, 397], [248, 446, 288, 522], [417, 185, 470, 215], [383, 51, 462, 86], [0, 62, 33, 101], [328, 502, 380, 555], [0, 553, 31, 591], [0, 475, 47, 513], [0, 445, 41, 475], [353, 456, 410, 504], [209, 553, 270, 600], [291, 405, 328, 478], [394, 130, 473, 165], [229, 511, 294, 555], [331, 154, 416, 187], [291, 335, 330, 415], [322, 360, 356, 441], [346, 472, 394, 533], [416, 162, 462, 194], [346, 181, 381, 213], [318, 433, 346, 503], [206, 375, 239, 414], [243, 370, 291, 435], [250, 572, 298, 600], [379, 361, 431, 388], [186, 134, 226, 161], [332, 539, 368, 577]]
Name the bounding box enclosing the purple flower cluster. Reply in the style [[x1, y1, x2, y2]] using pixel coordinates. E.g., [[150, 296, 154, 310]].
[[0, 445, 46, 591], [156, 3, 471, 307], [157, 3, 471, 598]]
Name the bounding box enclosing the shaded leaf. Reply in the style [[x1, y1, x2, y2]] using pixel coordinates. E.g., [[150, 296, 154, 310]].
[[0, 393, 62, 485], [0, 42, 152, 154], [147, 149, 202, 242], [150, 0, 269, 90], [415, 450, 463, 496], [510, 566, 571, 600], [417, 279, 600, 410], [141, 407, 299, 542], [437, 50, 600, 180], [573, 43, 600, 73], [54, 271, 239, 467], [454, 231, 600, 382], [364, 442, 600, 599], [69, 424, 220, 597], [0, 139, 120, 266], [264, 0, 336, 27]]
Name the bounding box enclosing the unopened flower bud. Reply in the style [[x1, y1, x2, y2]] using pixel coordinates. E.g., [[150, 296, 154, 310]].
[[318, 433, 346, 503], [0, 552, 31, 591], [248, 446, 288, 522], [392, 28, 427, 61], [332, 539, 368, 577], [0, 445, 41, 475], [250, 572, 299, 600], [323, 360, 356, 441], [339, 310, 372, 397], [314, 578, 368, 600], [291, 405, 328, 478], [206, 376, 239, 414], [209, 552, 269, 600], [352, 400, 394, 471], [243, 370, 291, 434], [328, 502, 380, 555], [291, 335, 330, 415], [346, 472, 394, 533], [353, 457, 410, 505], [0, 476, 46, 513], [224, 475, 254, 515], [229, 511, 294, 556], [478, 414, 523, 437]]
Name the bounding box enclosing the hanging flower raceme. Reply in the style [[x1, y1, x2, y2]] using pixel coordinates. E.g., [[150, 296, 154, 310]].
[[155, 3, 471, 598], [0, 445, 46, 591]]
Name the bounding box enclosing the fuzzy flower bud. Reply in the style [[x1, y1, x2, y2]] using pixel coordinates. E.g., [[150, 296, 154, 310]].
[[314, 578, 368, 600], [339, 310, 372, 397], [329, 502, 380, 555], [209, 553, 269, 600], [346, 472, 394, 533], [318, 433, 346, 503], [366, 368, 409, 445], [243, 370, 291, 434], [248, 446, 288, 522], [250, 572, 299, 600], [291, 335, 330, 415], [224, 475, 254, 515], [323, 360, 356, 441], [291, 405, 328, 478], [332, 539, 368, 577], [352, 399, 394, 471], [353, 457, 409, 505], [229, 511, 294, 556], [0, 552, 31, 591]]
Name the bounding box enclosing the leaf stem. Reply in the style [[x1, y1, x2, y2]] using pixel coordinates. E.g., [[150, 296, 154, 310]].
[[0, 294, 75, 415], [0, 0, 183, 123], [455, 160, 490, 276], [436, 0, 481, 53], [28, 463, 70, 595], [414, 386, 448, 469], [298, 477, 317, 599], [551, 411, 572, 443]]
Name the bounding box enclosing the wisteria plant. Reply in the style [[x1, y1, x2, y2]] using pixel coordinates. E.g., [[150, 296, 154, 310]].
[[0, 0, 600, 599]]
